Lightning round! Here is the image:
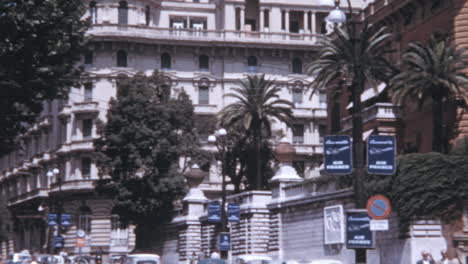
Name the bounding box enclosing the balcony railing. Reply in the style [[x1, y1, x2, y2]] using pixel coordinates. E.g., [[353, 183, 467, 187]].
[[57, 139, 94, 154], [87, 24, 322, 47], [342, 103, 401, 132], [72, 101, 99, 115], [292, 108, 327, 119], [294, 144, 323, 155], [194, 104, 217, 115]]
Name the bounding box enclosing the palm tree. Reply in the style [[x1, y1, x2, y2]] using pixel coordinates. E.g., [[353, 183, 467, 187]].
[[306, 23, 396, 207], [390, 33, 468, 153], [220, 74, 294, 190]]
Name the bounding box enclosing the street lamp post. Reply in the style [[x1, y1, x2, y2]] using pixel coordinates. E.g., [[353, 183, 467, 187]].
[[319, 0, 367, 263], [208, 128, 228, 259], [47, 167, 62, 253]]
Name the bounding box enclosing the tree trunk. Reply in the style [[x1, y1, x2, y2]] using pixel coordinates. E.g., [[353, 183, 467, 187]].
[[255, 131, 262, 190], [432, 99, 444, 152]]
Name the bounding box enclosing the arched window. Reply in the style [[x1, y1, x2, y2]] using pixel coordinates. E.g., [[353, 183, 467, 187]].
[[161, 53, 171, 69], [117, 50, 127, 67], [199, 55, 209, 71], [145, 6, 150, 26], [77, 206, 92, 233], [118, 1, 128, 25], [292, 58, 303, 74], [89, 1, 97, 24], [247, 56, 257, 73]]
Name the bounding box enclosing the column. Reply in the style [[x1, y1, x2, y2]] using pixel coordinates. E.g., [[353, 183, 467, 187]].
[[240, 8, 245, 31], [303, 11, 308, 32], [285, 10, 290, 32], [311, 12, 317, 43], [259, 9, 264, 32]]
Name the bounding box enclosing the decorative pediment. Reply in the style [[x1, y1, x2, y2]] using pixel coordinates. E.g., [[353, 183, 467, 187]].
[[192, 75, 217, 88], [287, 77, 311, 91]]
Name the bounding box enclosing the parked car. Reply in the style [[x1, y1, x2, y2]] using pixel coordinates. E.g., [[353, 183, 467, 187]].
[[11, 252, 31, 264], [232, 255, 272, 264], [307, 260, 342, 264], [197, 258, 226, 264], [125, 254, 160, 264]]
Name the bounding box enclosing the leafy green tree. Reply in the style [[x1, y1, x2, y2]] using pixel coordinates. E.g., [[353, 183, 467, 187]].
[[0, 0, 89, 154], [220, 74, 293, 190], [390, 33, 468, 153], [94, 71, 205, 251], [365, 152, 468, 260]]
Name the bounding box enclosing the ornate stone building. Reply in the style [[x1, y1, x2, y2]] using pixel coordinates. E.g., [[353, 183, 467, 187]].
[[1, 0, 372, 259]]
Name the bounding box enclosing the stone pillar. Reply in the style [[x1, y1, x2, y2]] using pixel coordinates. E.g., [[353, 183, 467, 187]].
[[311, 12, 317, 42], [259, 9, 264, 32], [303, 11, 308, 32], [285, 10, 290, 32], [240, 8, 245, 30]]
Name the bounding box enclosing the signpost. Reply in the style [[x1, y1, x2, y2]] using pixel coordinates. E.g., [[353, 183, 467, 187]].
[[208, 202, 221, 223], [61, 214, 71, 226], [324, 135, 353, 174], [227, 203, 240, 222], [367, 135, 396, 175], [346, 210, 372, 249], [366, 195, 392, 231], [218, 233, 231, 251]]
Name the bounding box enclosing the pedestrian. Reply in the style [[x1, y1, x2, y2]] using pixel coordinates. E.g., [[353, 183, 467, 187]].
[[210, 251, 220, 259], [417, 250, 435, 264]]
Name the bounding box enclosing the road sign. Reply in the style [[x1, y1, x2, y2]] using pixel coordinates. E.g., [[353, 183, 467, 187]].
[[324, 135, 353, 174], [346, 211, 372, 249], [370, 219, 389, 231], [218, 233, 230, 251], [367, 135, 396, 175], [366, 195, 391, 220], [48, 214, 57, 226], [76, 237, 86, 247], [54, 236, 64, 248], [61, 214, 71, 226], [77, 229, 86, 238], [208, 202, 221, 223], [227, 203, 240, 222]]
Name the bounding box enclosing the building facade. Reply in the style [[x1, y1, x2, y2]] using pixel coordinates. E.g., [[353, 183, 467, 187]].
[[0, 0, 374, 258]]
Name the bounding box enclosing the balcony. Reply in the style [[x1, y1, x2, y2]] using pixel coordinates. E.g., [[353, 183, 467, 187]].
[[342, 103, 401, 132], [292, 108, 327, 119], [293, 144, 323, 156], [72, 101, 99, 116], [58, 105, 72, 118], [57, 139, 94, 154], [8, 188, 49, 206], [87, 25, 321, 48], [194, 104, 217, 115], [50, 179, 95, 193]]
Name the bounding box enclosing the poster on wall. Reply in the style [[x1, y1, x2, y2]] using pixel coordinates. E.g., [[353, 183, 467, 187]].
[[323, 205, 345, 244]]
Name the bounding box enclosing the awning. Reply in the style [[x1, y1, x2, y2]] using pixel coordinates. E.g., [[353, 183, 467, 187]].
[[363, 129, 375, 141], [347, 82, 386, 109]]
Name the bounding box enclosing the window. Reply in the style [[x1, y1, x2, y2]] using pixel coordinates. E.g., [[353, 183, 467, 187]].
[[118, 1, 128, 25], [117, 50, 127, 67], [264, 10, 269, 28], [199, 55, 209, 71], [81, 157, 92, 178], [292, 89, 303, 104], [198, 86, 209, 105], [247, 56, 257, 73], [110, 213, 129, 247], [318, 124, 326, 143], [145, 6, 150, 26], [78, 206, 92, 233], [292, 124, 304, 144], [82, 119, 93, 139], [60, 120, 67, 144], [84, 83, 93, 102], [319, 92, 327, 107], [84, 51, 93, 65], [44, 131, 49, 152], [89, 1, 97, 24], [161, 53, 171, 69], [292, 58, 303, 74]]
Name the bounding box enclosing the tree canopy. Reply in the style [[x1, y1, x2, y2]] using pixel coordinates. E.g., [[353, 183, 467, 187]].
[[94, 71, 207, 250], [0, 0, 89, 154]]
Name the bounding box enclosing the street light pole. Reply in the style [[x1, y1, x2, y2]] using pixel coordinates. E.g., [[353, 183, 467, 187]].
[[47, 167, 62, 254], [208, 128, 229, 259], [320, 0, 367, 263]]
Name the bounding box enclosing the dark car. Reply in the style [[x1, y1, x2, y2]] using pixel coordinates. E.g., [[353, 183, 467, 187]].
[[197, 258, 226, 264]]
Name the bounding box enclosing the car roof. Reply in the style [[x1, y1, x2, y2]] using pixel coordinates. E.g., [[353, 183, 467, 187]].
[[127, 255, 160, 258], [308, 260, 342, 264], [235, 255, 272, 261]]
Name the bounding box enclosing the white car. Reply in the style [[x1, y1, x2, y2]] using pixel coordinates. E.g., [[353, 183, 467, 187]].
[[232, 255, 272, 264], [308, 260, 342, 264], [125, 254, 160, 264]]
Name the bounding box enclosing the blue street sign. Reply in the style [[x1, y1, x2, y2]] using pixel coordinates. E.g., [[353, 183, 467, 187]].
[[324, 135, 353, 174], [367, 135, 396, 175], [54, 236, 64, 248], [48, 214, 57, 226], [61, 214, 71, 226], [346, 211, 373, 249], [208, 202, 221, 223], [218, 233, 230, 251], [227, 203, 240, 222]]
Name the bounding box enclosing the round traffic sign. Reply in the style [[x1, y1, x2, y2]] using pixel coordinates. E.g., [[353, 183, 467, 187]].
[[366, 195, 391, 220], [77, 229, 86, 238]]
